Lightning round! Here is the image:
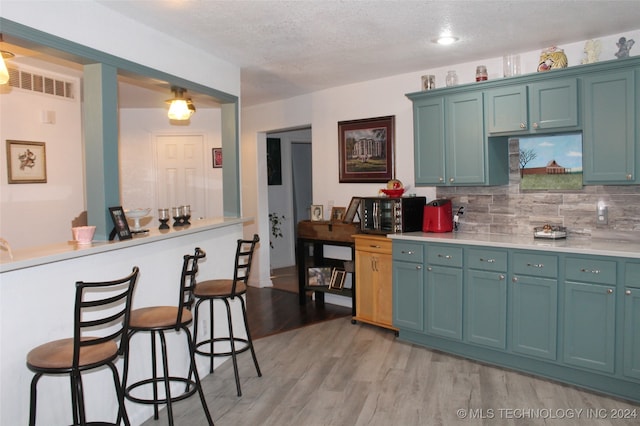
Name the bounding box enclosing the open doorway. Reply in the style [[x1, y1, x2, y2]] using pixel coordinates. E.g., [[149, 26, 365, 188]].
[[267, 127, 312, 292]]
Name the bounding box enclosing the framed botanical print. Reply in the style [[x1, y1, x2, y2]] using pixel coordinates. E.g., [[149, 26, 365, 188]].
[[6, 140, 47, 183]]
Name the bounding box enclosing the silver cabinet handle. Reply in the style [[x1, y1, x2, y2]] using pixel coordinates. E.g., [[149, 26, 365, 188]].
[[427, 266, 432, 271], [480, 258, 496, 263], [437, 254, 453, 259], [401, 250, 414, 255], [449, 177, 455, 183], [438, 177, 444, 182], [607, 288, 614, 295], [580, 268, 601, 274], [527, 263, 544, 268], [627, 173, 633, 180], [416, 265, 422, 270], [512, 276, 519, 283], [626, 290, 632, 296], [370, 245, 381, 248], [498, 274, 505, 280]]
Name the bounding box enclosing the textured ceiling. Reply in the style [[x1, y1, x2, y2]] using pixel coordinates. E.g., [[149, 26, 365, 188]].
[[95, 0, 640, 107]]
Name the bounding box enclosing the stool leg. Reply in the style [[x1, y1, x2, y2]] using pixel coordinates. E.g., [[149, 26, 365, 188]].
[[223, 298, 242, 397], [28, 373, 42, 426], [73, 371, 87, 425], [239, 296, 262, 377], [208, 299, 215, 374], [158, 331, 175, 426], [108, 362, 131, 426], [184, 326, 214, 426], [151, 331, 159, 420]]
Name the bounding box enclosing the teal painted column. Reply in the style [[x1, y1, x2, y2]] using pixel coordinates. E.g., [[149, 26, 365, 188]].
[[221, 101, 240, 217], [83, 63, 120, 240]]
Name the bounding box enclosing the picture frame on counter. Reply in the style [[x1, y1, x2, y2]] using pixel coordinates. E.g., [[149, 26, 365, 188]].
[[330, 206, 346, 222], [338, 115, 395, 183], [108, 206, 133, 241], [310, 204, 324, 221], [343, 197, 361, 223], [329, 268, 346, 290], [6, 140, 47, 184]]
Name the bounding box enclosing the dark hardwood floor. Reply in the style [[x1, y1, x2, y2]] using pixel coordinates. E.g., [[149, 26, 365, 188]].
[[245, 266, 352, 339]]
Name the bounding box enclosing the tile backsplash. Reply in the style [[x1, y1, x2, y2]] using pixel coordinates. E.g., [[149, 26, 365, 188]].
[[436, 139, 640, 240]]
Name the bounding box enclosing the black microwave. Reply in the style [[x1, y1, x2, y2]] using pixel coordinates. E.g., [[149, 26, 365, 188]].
[[359, 196, 426, 234]]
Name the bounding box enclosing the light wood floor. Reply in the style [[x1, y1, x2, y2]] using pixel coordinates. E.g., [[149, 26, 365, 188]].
[[142, 317, 639, 426]]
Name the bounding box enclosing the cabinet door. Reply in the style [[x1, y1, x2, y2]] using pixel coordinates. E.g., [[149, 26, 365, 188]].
[[414, 97, 446, 185], [563, 281, 616, 373], [446, 92, 486, 185], [465, 269, 507, 349], [511, 275, 558, 360], [583, 69, 636, 184], [355, 250, 376, 322], [624, 287, 640, 379], [486, 85, 528, 134], [375, 252, 393, 326], [393, 261, 424, 331], [426, 265, 463, 340], [529, 78, 578, 130]]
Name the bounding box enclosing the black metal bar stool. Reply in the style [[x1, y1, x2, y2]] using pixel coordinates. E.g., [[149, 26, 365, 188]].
[[193, 234, 261, 397], [121, 248, 213, 426], [26, 266, 139, 426]]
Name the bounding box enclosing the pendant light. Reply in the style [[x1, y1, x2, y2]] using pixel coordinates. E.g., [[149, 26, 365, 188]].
[[166, 87, 196, 120], [0, 34, 14, 85]]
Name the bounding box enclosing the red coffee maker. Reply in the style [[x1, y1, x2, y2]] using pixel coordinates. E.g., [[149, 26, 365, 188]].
[[422, 199, 453, 233]]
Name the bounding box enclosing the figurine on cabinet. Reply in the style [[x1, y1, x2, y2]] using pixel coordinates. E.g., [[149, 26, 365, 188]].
[[581, 39, 602, 64], [615, 37, 635, 59], [537, 46, 568, 72]]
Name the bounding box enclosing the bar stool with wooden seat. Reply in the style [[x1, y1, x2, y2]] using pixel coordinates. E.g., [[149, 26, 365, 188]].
[[120, 248, 213, 426], [26, 266, 140, 426], [193, 234, 261, 397]]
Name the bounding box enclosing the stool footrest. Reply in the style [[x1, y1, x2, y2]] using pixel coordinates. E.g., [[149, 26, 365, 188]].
[[195, 337, 251, 358], [125, 376, 198, 405]]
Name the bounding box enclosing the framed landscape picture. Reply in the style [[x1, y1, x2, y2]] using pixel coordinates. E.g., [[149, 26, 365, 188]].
[[338, 115, 395, 183]]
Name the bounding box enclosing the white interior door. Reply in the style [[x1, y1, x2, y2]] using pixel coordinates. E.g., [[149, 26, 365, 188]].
[[155, 134, 207, 219]]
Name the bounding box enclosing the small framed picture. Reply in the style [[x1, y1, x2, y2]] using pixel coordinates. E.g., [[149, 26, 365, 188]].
[[212, 148, 223, 168], [6, 140, 47, 184], [330, 207, 346, 222], [343, 197, 361, 223], [108, 206, 132, 240], [329, 268, 346, 290], [310, 204, 324, 221]]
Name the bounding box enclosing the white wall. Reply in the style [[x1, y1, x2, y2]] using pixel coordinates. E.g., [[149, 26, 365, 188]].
[[119, 107, 225, 224], [242, 29, 639, 292], [0, 67, 84, 250]]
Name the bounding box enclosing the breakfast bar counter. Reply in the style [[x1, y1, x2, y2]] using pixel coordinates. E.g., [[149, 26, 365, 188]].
[[1, 217, 251, 425]]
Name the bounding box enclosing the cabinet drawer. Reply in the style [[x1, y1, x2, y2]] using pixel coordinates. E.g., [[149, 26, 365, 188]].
[[393, 242, 424, 263], [466, 248, 507, 271], [566, 257, 616, 285], [427, 244, 463, 267], [355, 235, 392, 255], [625, 262, 640, 289], [512, 252, 558, 278]]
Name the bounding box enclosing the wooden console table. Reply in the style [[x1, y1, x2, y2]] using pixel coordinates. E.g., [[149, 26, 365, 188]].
[[296, 221, 359, 316]]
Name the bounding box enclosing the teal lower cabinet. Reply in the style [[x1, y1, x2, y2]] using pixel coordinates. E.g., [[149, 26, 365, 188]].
[[392, 240, 640, 403], [426, 265, 463, 340], [392, 260, 424, 332], [563, 281, 616, 373], [510, 275, 557, 360]]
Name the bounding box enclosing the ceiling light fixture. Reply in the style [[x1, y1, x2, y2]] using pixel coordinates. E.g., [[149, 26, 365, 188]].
[[434, 36, 459, 46], [0, 34, 15, 85], [166, 87, 196, 120]]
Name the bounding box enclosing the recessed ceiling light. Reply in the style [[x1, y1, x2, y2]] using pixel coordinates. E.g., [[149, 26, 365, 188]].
[[434, 36, 459, 45]]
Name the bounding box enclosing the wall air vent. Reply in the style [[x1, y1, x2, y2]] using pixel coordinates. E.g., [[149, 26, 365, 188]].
[[6, 67, 75, 100]]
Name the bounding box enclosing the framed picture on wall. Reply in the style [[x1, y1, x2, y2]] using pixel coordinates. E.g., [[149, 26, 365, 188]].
[[212, 148, 223, 168], [108, 206, 132, 240], [338, 115, 395, 183], [6, 140, 47, 184]]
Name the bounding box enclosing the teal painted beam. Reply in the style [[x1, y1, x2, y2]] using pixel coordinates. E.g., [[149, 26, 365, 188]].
[[83, 64, 120, 240], [222, 102, 241, 217]]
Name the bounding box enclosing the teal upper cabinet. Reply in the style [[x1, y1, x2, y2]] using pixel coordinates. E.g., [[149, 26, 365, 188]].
[[410, 90, 508, 186], [582, 68, 637, 184], [413, 96, 446, 184], [486, 78, 578, 134]]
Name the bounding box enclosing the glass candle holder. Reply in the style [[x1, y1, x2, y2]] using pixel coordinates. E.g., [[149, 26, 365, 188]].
[[172, 206, 183, 227], [475, 65, 488, 81], [181, 205, 191, 225], [158, 208, 170, 230]]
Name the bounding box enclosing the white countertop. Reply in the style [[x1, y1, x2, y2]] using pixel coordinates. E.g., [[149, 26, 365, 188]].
[[388, 231, 640, 259], [0, 217, 250, 272]]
